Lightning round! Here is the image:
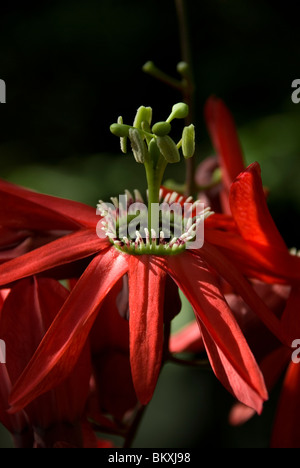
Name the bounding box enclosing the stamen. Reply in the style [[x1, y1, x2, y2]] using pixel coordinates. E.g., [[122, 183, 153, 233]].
[[125, 190, 134, 205], [134, 189, 144, 203], [98, 189, 214, 256], [169, 237, 178, 248], [110, 197, 119, 208], [151, 229, 157, 245], [160, 231, 165, 244], [169, 191, 178, 204], [144, 228, 150, 246], [164, 192, 171, 204], [159, 188, 163, 202]]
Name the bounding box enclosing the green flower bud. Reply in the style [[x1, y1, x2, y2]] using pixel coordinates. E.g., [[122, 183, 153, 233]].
[[151, 121, 171, 137], [176, 61, 190, 78], [182, 124, 195, 159], [117, 116, 127, 154], [142, 61, 155, 74], [167, 102, 189, 123], [129, 128, 147, 163], [110, 123, 131, 138], [133, 106, 153, 129], [156, 135, 180, 164]]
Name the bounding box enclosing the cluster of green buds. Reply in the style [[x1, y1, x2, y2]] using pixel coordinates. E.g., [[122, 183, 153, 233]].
[[106, 103, 204, 255], [110, 102, 195, 164]]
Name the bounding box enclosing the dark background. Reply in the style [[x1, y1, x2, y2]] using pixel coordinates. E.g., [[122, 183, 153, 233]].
[[0, 0, 299, 448]]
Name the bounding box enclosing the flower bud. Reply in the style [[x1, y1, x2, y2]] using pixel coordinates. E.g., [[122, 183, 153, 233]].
[[151, 121, 171, 137], [142, 61, 155, 74], [167, 102, 189, 122], [176, 61, 190, 78], [156, 135, 180, 163], [133, 106, 153, 129], [129, 128, 147, 163], [110, 123, 131, 138], [182, 124, 195, 159]]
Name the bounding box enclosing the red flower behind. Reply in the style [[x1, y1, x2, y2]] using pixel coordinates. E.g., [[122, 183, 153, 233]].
[[230, 287, 300, 448], [174, 96, 300, 447]]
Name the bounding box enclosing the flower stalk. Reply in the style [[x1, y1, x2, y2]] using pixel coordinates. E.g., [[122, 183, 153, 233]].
[[142, 1, 197, 197]]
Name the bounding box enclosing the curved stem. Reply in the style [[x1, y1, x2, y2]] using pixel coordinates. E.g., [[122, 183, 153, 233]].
[[143, 61, 183, 92], [175, 0, 193, 68], [175, 0, 197, 198]]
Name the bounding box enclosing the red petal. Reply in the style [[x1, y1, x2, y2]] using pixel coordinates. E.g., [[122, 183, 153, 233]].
[[229, 162, 287, 250], [0, 227, 31, 249], [205, 213, 238, 232], [229, 403, 256, 426], [0, 365, 29, 434], [1, 277, 91, 426], [280, 286, 300, 342], [1, 278, 69, 383], [0, 229, 108, 287], [169, 321, 204, 354], [128, 255, 167, 405], [0, 179, 98, 231], [9, 247, 129, 412], [92, 351, 136, 423], [90, 280, 137, 421], [199, 320, 266, 413], [90, 279, 130, 353], [198, 243, 290, 345], [204, 96, 245, 187], [166, 251, 268, 412], [205, 228, 300, 284], [259, 346, 290, 391], [271, 362, 300, 448]]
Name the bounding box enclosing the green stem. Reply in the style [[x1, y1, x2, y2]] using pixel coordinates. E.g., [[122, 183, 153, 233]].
[[144, 157, 168, 233], [175, 0, 192, 68], [143, 61, 183, 92]]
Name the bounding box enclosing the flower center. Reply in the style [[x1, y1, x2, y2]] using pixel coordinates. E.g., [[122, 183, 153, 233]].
[[97, 189, 213, 256]]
